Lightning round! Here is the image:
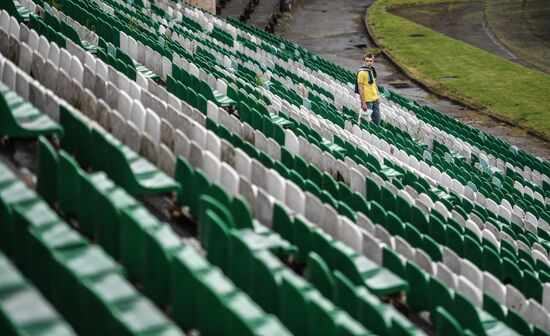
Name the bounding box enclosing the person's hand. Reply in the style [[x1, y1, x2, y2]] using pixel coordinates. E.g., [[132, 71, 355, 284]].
[[361, 102, 367, 111], [375, 98, 381, 104]]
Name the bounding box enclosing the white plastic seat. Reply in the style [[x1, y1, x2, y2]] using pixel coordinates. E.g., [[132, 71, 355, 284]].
[[394, 236, 415, 260], [8, 16, 19, 38], [116, 90, 132, 120], [206, 101, 218, 122], [157, 144, 176, 176], [190, 121, 207, 148], [188, 62, 199, 78], [37, 36, 50, 61], [213, 77, 228, 95], [458, 276, 482, 307], [205, 130, 221, 158], [505, 284, 526, 312], [0, 10, 9, 33], [188, 141, 204, 169], [95, 59, 108, 80], [234, 148, 251, 180], [27, 28, 39, 51], [128, 36, 137, 60], [123, 121, 141, 152], [1, 61, 15, 89], [220, 162, 239, 196], [254, 188, 274, 227], [419, 161, 431, 176], [482, 271, 505, 304], [202, 151, 221, 183], [284, 129, 299, 155], [15, 71, 28, 101], [119, 31, 128, 52], [266, 169, 285, 203], [59, 48, 72, 74], [173, 129, 190, 158], [46, 42, 60, 68], [339, 216, 362, 253], [69, 56, 83, 84], [436, 262, 457, 289], [145, 109, 161, 145]]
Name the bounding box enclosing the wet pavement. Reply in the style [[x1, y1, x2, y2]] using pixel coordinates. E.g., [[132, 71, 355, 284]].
[[485, 0, 550, 75], [219, 0, 247, 18], [390, 1, 550, 75], [273, 0, 550, 160], [389, 2, 520, 64]]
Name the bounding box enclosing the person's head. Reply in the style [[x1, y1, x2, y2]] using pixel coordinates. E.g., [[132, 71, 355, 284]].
[[363, 53, 374, 67]]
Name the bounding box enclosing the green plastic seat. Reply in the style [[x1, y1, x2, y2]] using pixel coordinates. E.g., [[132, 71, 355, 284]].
[[453, 293, 486, 336], [60, 20, 97, 51], [0, 180, 39, 255], [76, 171, 115, 237], [0, 82, 62, 137], [171, 245, 212, 330], [142, 224, 182, 306], [428, 276, 454, 320], [311, 228, 336, 268], [195, 267, 238, 335], [0, 263, 77, 336], [119, 207, 162, 279], [272, 202, 293, 241], [36, 136, 59, 205], [249, 250, 285, 315], [405, 261, 430, 311], [0, 0, 31, 21], [307, 291, 339, 336], [295, 213, 322, 259], [224, 292, 287, 336], [57, 151, 82, 216], [81, 272, 140, 336], [434, 307, 462, 336], [357, 287, 390, 336], [279, 272, 313, 335], [198, 195, 235, 245], [333, 271, 361, 320], [51, 245, 123, 328], [383, 247, 406, 280], [307, 252, 335, 299], [12, 199, 68, 271], [506, 306, 532, 335], [231, 195, 254, 229], [336, 243, 409, 296], [202, 209, 231, 272], [335, 309, 372, 336], [113, 296, 184, 336], [90, 128, 180, 196], [482, 293, 505, 321]]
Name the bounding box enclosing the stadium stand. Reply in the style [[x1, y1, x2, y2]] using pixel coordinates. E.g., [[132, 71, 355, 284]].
[[0, 0, 549, 334]]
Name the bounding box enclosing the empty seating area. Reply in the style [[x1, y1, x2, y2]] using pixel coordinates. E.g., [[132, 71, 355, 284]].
[[0, 0, 549, 335]]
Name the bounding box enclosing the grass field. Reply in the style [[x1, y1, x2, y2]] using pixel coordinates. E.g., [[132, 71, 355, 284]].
[[366, 0, 550, 139]]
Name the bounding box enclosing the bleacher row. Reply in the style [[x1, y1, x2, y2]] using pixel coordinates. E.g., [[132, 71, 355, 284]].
[[0, 0, 549, 335]]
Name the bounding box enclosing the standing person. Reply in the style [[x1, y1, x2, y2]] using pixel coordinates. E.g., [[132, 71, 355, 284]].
[[355, 53, 381, 125]]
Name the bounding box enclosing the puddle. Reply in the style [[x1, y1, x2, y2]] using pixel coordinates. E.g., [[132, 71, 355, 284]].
[[389, 81, 413, 88]]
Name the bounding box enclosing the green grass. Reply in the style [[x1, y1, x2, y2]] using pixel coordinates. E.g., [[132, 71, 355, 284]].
[[367, 0, 550, 138]]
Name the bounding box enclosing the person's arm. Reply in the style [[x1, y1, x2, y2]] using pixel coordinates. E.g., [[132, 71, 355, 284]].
[[358, 72, 367, 111], [375, 83, 381, 104]]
